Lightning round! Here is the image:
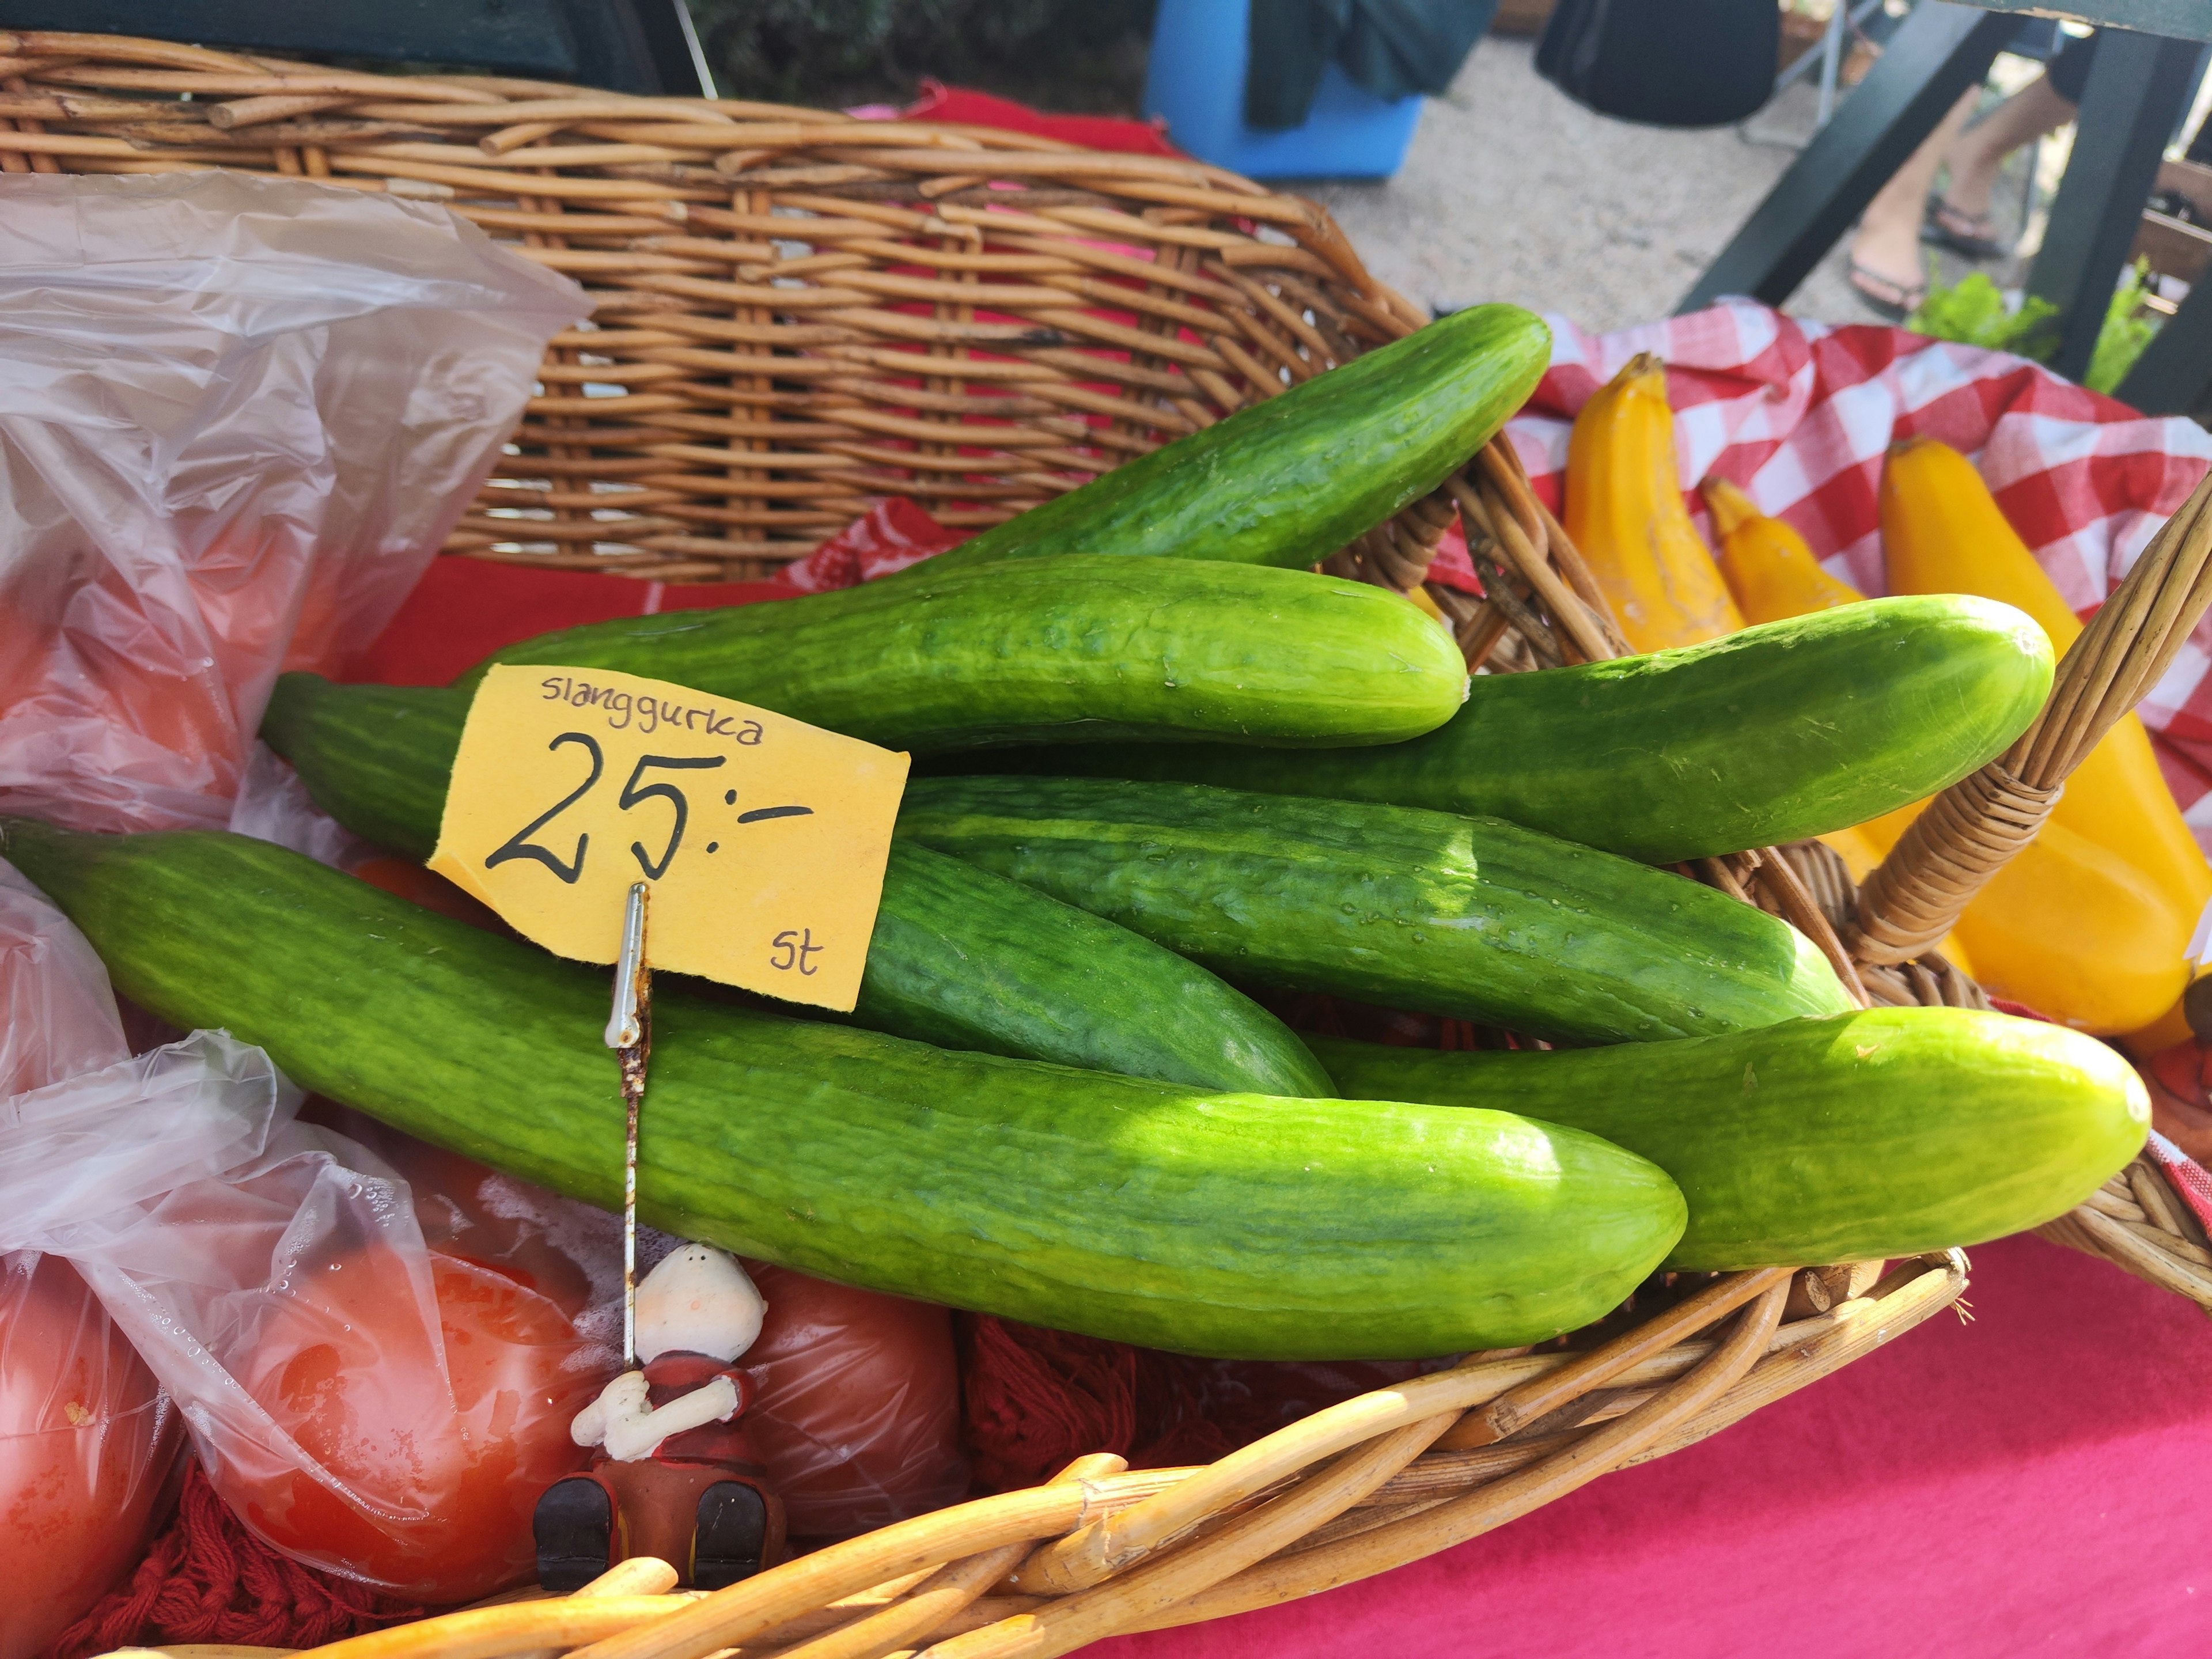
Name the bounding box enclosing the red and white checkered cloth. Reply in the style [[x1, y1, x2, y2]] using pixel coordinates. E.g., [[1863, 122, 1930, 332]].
[[2147, 1132, 2212, 1232]]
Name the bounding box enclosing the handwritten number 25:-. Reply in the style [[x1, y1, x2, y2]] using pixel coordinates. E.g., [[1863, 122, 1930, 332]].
[[485, 733, 727, 885]]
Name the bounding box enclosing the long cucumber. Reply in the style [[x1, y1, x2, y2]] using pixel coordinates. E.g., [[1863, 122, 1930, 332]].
[[450, 554, 1468, 752], [918, 305, 1551, 573], [2, 820, 1688, 1359], [896, 777, 1854, 1043], [259, 677, 1331, 1097], [949, 596, 2054, 862], [1309, 1010, 2147, 1268]]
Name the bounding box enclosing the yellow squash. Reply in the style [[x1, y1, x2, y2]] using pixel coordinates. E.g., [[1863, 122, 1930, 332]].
[[1566, 355, 1744, 650], [1688, 478, 1971, 967], [1701, 477, 1864, 623], [1952, 822, 2192, 1031], [1881, 437, 2212, 1034]]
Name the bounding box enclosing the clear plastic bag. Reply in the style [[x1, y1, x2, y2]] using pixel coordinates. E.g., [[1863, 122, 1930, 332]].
[[0, 861, 612, 1605], [0, 171, 586, 835], [323, 1111, 971, 1540], [0, 865, 182, 1659], [743, 1264, 970, 1539]]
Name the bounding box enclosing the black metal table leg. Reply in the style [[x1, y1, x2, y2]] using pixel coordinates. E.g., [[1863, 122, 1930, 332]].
[[2115, 275, 2212, 416], [1677, 2, 2018, 313], [2027, 29, 2208, 383]]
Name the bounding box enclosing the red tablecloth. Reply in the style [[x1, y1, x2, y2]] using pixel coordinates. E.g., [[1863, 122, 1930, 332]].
[[362, 555, 2212, 1659], [1106, 1234, 2212, 1659]]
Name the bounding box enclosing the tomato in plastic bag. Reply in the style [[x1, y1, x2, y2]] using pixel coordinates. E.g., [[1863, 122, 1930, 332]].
[[743, 1263, 968, 1540], [230, 1243, 598, 1604], [1, 1251, 180, 1659]]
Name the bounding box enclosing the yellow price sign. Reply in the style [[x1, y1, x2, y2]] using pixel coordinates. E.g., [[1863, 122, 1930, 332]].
[[428, 664, 908, 1012]]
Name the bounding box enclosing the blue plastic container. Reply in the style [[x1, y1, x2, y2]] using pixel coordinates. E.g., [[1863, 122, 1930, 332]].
[[1143, 0, 1425, 180]]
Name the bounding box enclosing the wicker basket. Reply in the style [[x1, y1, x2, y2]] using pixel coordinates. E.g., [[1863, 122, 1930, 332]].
[[1841, 469, 2212, 1316], [33, 29, 2188, 1653], [0, 26, 1452, 583]]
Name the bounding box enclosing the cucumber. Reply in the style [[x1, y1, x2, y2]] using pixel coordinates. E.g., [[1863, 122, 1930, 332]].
[[950, 596, 2054, 862], [1308, 1009, 2147, 1268], [896, 777, 1855, 1043], [918, 305, 1551, 574], [2, 820, 1688, 1359], [860, 843, 1332, 1096], [450, 555, 1468, 752], [256, 677, 1331, 1097]]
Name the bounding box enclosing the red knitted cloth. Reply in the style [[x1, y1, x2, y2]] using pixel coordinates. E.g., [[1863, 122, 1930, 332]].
[[958, 1315, 1439, 1493], [45, 1461, 422, 1658]]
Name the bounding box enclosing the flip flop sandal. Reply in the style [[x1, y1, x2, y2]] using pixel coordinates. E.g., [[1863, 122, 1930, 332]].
[[1848, 260, 1925, 323], [1922, 198, 2009, 261]]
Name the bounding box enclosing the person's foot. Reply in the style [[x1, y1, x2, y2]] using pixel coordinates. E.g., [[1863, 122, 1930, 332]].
[[1922, 198, 2009, 260], [1847, 259, 1925, 322]]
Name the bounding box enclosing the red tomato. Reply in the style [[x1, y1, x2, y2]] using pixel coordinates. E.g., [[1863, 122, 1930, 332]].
[[226, 1245, 604, 1603], [743, 1264, 967, 1539], [1, 1253, 181, 1659], [302, 1100, 607, 1320]]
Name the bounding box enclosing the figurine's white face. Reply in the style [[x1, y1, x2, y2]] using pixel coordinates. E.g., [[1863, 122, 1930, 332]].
[[635, 1243, 766, 1363]]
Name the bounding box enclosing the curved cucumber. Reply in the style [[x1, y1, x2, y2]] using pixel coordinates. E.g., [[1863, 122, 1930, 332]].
[[454, 555, 1468, 752], [897, 777, 1854, 1043], [258, 677, 1331, 1097], [861, 843, 1333, 1097], [1310, 1008, 2147, 1268], [920, 305, 1552, 573], [3, 820, 1687, 1359], [957, 596, 2054, 862]]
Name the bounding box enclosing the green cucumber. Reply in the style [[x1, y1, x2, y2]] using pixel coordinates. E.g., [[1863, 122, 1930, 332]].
[[916, 305, 1551, 574], [860, 843, 1332, 1096], [450, 555, 1468, 752], [2, 820, 1688, 1359], [1308, 1009, 2147, 1268], [896, 777, 1854, 1043], [950, 596, 2054, 862], [257, 677, 1330, 1097]]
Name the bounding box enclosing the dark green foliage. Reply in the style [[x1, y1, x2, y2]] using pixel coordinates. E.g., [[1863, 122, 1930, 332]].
[[690, 0, 1158, 111]]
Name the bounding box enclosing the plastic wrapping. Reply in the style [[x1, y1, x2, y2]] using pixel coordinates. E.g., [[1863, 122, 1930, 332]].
[[1, 865, 182, 1659], [0, 171, 587, 835], [228, 742, 372, 873], [0, 861, 612, 1605], [0, 1253, 180, 1659], [307, 1116, 970, 1541], [743, 1264, 970, 1539]]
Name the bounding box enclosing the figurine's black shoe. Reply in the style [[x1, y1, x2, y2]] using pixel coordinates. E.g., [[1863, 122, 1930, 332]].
[[693, 1480, 770, 1589], [535, 1475, 615, 1592]]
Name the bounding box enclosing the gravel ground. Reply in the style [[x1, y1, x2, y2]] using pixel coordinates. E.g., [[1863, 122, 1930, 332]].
[[1292, 35, 2035, 336]]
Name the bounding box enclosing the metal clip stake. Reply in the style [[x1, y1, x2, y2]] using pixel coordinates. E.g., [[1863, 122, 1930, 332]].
[[605, 881, 651, 1369]]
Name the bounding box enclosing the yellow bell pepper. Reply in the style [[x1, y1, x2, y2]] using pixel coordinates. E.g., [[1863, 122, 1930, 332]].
[[1565, 355, 1744, 652], [1700, 477, 1863, 623]]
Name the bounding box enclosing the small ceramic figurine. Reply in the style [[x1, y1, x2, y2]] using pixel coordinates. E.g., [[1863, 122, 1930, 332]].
[[535, 1244, 787, 1590]]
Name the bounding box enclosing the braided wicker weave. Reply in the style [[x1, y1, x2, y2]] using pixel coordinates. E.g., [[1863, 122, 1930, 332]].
[[167, 1257, 1960, 1659], [0, 26, 1460, 583]]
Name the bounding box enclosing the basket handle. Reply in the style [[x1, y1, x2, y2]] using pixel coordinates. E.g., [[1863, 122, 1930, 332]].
[[1853, 467, 2212, 967]]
